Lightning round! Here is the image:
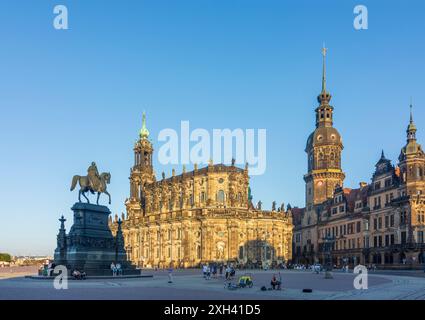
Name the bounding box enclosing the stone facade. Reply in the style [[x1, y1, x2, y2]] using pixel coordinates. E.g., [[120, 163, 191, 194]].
[[111, 114, 293, 268], [293, 50, 425, 268]]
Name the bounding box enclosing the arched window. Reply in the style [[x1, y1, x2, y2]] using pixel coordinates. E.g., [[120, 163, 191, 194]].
[[217, 190, 225, 203], [144, 152, 150, 166], [309, 154, 314, 170], [318, 153, 325, 169], [197, 245, 201, 259], [265, 246, 272, 260], [329, 152, 335, 167], [179, 193, 183, 208], [239, 246, 244, 260]]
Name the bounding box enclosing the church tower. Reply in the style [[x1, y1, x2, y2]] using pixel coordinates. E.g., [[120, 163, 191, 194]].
[[304, 46, 345, 209], [399, 104, 425, 189], [399, 103, 425, 197], [397, 103, 425, 245], [127, 113, 156, 217]]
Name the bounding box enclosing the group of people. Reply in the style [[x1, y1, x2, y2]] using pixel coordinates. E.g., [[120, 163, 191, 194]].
[[110, 262, 123, 276], [72, 269, 87, 280], [201, 263, 236, 280], [40, 262, 57, 277], [367, 264, 377, 271]]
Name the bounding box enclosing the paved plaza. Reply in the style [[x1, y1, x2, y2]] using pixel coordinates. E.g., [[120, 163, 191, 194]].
[[1, 267, 425, 300]]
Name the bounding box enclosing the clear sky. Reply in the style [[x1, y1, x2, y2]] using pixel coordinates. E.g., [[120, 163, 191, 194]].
[[0, 0, 424, 255]]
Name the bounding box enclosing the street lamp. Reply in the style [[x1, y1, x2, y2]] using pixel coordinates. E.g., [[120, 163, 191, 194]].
[[322, 234, 336, 279]]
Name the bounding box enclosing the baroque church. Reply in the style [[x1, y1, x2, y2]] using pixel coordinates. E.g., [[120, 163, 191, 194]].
[[293, 47, 425, 268], [110, 114, 293, 268]]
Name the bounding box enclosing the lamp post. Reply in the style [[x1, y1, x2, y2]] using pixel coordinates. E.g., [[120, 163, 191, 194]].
[[323, 235, 336, 279]]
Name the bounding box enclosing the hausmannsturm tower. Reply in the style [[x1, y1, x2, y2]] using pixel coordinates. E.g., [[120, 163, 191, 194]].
[[304, 46, 345, 209]]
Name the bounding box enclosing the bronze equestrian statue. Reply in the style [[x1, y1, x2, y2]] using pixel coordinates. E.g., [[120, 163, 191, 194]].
[[70, 162, 111, 205]]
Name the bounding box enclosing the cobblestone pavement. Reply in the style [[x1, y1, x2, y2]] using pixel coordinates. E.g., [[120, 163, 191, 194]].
[[0, 269, 424, 300]]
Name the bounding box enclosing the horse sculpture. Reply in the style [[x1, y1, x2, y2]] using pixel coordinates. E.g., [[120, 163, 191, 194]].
[[70, 172, 111, 205]]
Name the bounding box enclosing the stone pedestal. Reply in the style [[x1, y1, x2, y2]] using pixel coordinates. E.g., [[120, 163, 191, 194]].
[[54, 202, 139, 276]]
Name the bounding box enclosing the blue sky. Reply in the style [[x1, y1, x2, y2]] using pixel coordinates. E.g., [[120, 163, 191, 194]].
[[0, 0, 424, 255]]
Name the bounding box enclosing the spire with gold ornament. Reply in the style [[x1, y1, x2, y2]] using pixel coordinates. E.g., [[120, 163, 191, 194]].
[[304, 45, 345, 207], [399, 100, 424, 162], [139, 111, 150, 140]]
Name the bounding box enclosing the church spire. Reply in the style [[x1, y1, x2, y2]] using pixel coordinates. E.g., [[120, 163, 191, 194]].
[[317, 44, 332, 105], [321, 43, 327, 94], [407, 100, 417, 142], [139, 112, 150, 140]]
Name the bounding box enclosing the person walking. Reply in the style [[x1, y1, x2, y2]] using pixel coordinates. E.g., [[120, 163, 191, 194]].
[[116, 263, 122, 276], [168, 268, 173, 283], [110, 262, 117, 276], [206, 265, 211, 280], [212, 264, 217, 278], [202, 264, 207, 278]]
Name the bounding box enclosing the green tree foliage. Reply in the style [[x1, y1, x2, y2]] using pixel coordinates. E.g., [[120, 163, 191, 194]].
[[0, 253, 12, 262]]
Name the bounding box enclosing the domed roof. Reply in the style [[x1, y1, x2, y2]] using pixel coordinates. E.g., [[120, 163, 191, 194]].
[[306, 126, 343, 152], [399, 141, 424, 160]]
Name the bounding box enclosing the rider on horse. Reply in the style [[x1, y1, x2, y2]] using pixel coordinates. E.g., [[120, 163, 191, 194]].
[[87, 162, 101, 191]]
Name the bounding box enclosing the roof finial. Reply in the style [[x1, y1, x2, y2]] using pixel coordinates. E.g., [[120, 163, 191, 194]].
[[407, 99, 417, 141], [139, 111, 150, 139], [381, 149, 385, 159], [321, 43, 328, 93]]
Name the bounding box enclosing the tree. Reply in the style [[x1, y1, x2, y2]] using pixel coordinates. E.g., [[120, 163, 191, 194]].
[[0, 253, 12, 262]]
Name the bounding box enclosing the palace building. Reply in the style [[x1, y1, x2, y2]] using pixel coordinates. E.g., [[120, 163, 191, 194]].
[[293, 48, 425, 268], [110, 114, 293, 268]]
